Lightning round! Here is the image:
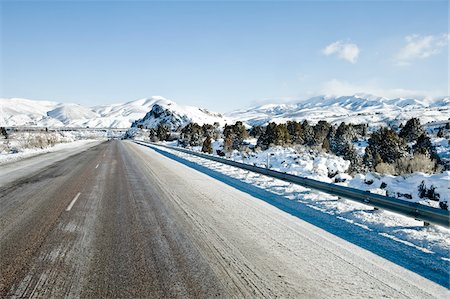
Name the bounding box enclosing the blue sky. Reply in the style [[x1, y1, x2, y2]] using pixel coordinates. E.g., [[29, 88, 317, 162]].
[[1, 0, 448, 111]]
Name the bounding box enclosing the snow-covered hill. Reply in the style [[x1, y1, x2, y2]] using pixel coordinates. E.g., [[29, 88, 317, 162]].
[[226, 94, 450, 127], [1, 94, 449, 129], [131, 97, 227, 130], [0, 96, 227, 128], [47, 103, 98, 125]]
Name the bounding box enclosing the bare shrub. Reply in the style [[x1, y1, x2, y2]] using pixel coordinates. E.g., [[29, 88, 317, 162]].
[[395, 154, 436, 174], [375, 162, 396, 175], [16, 132, 63, 150]]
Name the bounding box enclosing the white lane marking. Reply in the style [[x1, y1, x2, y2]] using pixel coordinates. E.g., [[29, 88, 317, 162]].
[[66, 192, 81, 211], [95, 163, 99, 169]]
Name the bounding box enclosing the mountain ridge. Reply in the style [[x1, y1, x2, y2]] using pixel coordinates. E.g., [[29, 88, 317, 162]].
[[1, 94, 449, 129]]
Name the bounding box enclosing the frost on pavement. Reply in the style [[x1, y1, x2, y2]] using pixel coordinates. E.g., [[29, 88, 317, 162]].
[[151, 144, 450, 287]]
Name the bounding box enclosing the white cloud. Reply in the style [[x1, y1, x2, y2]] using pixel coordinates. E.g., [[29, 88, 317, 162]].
[[320, 79, 446, 99], [322, 41, 360, 64], [396, 34, 449, 65]]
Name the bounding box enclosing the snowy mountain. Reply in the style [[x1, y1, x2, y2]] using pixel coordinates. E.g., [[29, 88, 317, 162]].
[[1, 94, 449, 129], [0, 98, 62, 127], [47, 103, 98, 125], [0, 96, 227, 128], [226, 94, 450, 127], [131, 97, 227, 130]]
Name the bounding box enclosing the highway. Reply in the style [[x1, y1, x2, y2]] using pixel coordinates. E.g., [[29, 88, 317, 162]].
[[0, 140, 447, 298]]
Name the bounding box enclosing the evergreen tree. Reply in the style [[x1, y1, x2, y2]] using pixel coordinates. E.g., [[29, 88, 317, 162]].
[[313, 120, 331, 146], [301, 120, 314, 145], [287, 121, 304, 144], [179, 123, 203, 146], [223, 136, 233, 153], [437, 127, 444, 138], [223, 121, 249, 150], [201, 136, 213, 154], [327, 122, 361, 172], [322, 138, 331, 153], [330, 122, 353, 156], [364, 127, 408, 166], [274, 123, 291, 146], [156, 124, 170, 141], [201, 124, 215, 138], [257, 122, 291, 150], [413, 133, 440, 163], [399, 118, 424, 142], [0, 127, 8, 139], [148, 128, 158, 142], [249, 125, 265, 138]]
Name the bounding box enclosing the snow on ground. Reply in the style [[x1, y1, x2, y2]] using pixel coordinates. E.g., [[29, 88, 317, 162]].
[[144, 142, 450, 271], [164, 136, 450, 210], [348, 172, 450, 209], [0, 139, 100, 165], [0, 131, 105, 165], [433, 137, 450, 161], [0, 96, 227, 129], [226, 94, 450, 127]]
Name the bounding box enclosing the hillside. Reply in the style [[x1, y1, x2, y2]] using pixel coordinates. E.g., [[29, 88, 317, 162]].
[[0, 96, 227, 129], [226, 94, 450, 127], [130, 97, 227, 130], [1, 94, 449, 129]]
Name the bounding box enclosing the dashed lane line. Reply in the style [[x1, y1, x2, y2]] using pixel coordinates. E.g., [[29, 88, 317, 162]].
[[66, 192, 81, 211]]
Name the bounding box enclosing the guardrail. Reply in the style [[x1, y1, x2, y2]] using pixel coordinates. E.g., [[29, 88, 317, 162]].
[[135, 140, 450, 228]]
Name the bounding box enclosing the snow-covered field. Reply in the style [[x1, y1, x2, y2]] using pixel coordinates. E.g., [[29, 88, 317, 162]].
[[0, 131, 105, 165], [143, 142, 450, 272]]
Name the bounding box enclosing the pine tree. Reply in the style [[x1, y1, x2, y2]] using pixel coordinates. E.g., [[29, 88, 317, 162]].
[[223, 121, 249, 150], [399, 118, 424, 142], [201, 124, 215, 138], [413, 133, 440, 163], [223, 136, 233, 153], [179, 123, 203, 146], [249, 126, 265, 138], [302, 120, 314, 145], [274, 123, 291, 146], [287, 121, 304, 144], [156, 124, 170, 141], [202, 136, 213, 154], [322, 138, 331, 153], [257, 122, 291, 150], [148, 128, 158, 141], [313, 120, 331, 146], [0, 127, 8, 139], [330, 122, 352, 156], [365, 127, 408, 165]]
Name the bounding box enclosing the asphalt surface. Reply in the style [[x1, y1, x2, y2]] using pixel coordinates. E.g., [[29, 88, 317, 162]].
[[0, 140, 447, 298]]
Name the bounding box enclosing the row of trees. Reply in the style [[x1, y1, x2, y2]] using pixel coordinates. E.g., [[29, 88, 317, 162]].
[[146, 117, 447, 175]]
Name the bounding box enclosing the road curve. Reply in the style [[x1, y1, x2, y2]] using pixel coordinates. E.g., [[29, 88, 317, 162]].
[[0, 140, 447, 298]]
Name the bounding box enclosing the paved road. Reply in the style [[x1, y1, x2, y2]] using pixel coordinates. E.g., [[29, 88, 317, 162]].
[[0, 140, 447, 298]]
